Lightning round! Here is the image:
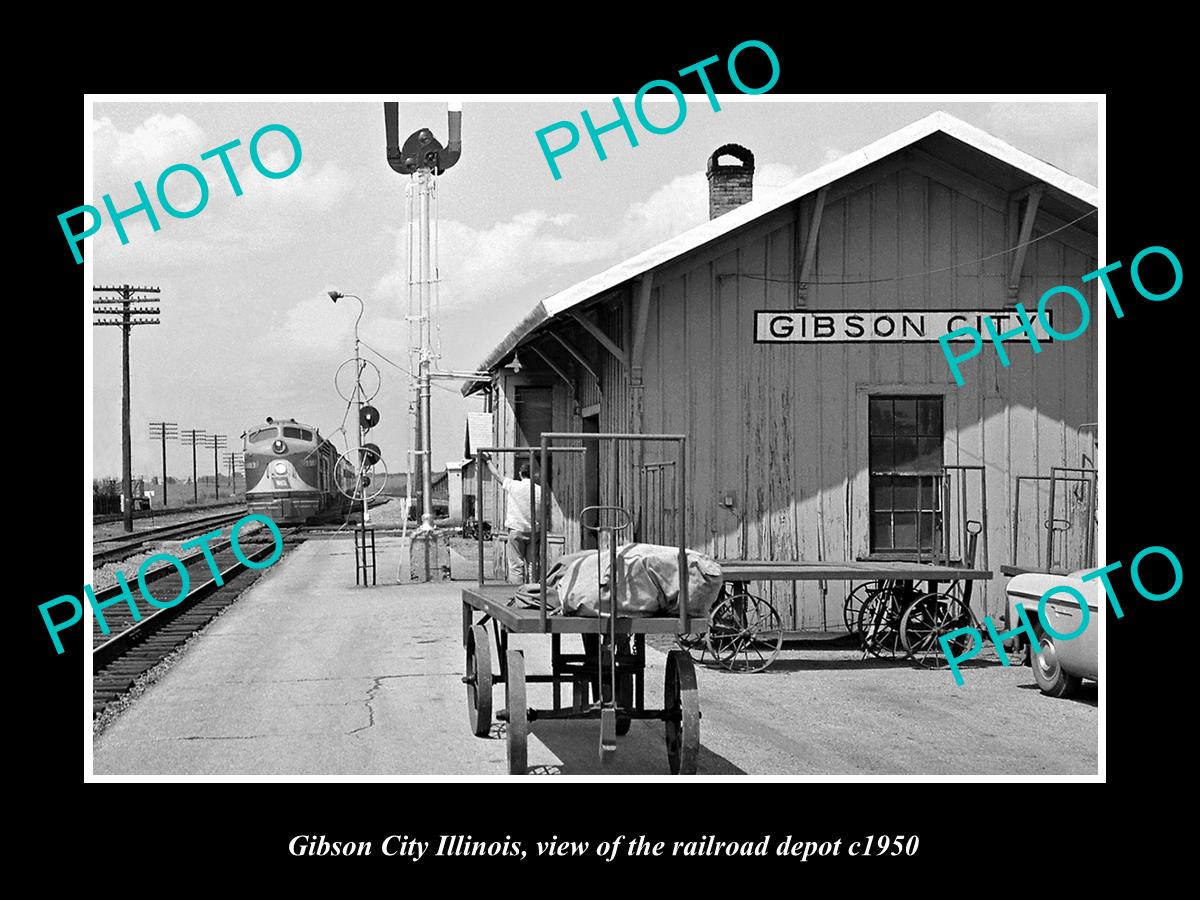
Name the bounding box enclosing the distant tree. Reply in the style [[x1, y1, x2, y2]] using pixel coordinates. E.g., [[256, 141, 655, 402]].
[[92, 477, 119, 496]]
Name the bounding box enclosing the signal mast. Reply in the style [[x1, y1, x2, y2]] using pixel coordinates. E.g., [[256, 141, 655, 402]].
[[384, 101, 462, 581]]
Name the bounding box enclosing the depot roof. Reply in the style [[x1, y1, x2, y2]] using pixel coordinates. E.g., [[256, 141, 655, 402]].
[[463, 110, 1098, 395]]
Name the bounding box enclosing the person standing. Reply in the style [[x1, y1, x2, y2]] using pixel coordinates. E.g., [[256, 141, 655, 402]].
[[483, 455, 542, 584]]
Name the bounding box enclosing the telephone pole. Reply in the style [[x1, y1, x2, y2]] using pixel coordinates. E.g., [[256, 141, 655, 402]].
[[94, 285, 160, 532], [204, 434, 227, 499], [180, 429, 205, 503], [222, 451, 243, 495], [148, 421, 178, 507]]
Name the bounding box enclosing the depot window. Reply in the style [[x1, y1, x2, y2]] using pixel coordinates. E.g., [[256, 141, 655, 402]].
[[868, 395, 944, 556]]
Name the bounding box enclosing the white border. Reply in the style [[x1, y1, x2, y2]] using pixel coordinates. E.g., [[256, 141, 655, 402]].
[[83, 93, 1104, 784]]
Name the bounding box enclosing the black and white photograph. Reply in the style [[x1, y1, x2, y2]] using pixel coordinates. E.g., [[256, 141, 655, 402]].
[[78, 92, 1108, 780]]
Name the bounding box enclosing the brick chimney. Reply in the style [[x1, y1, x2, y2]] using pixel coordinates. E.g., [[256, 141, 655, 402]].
[[706, 144, 755, 219]]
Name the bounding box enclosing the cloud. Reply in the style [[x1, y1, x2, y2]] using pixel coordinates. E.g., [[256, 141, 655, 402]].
[[89, 112, 350, 271], [261, 292, 411, 370], [234, 157, 351, 213], [372, 162, 801, 314], [615, 162, 799, 254], [94, 113, 206, 174], [985, 102, 1098, 184], [374, 210, 615, 310]]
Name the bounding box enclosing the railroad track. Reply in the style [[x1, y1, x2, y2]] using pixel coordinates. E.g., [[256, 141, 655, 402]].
[[92, 499, 247, 526], [92, 508, 248, 566], [92, 527, 302, 716]]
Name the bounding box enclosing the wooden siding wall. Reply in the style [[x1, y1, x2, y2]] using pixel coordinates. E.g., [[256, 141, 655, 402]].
[[495, 156, 1097, 628]]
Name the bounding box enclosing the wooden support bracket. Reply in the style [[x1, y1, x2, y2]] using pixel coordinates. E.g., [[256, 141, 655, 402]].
[[796, 186, 827, 308], [569, 311, 627, 369], [1008, 185, 1044, 300], [630, 273, 654, 383]]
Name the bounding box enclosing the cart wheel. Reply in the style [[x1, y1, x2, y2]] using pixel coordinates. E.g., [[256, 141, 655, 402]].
[[843, 581, 880, 634], [675, 631, 707, 658], [505, 649, 528, 775], [664, 650, 700, 775], [899, 592, 979, 668], [857, 584, 905, 659], [465, 624, 493, 736], [705, 591, 782, 674]]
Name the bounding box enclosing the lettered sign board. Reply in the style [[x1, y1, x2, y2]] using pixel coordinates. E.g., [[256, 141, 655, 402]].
[[754, 309, 1054, 343]]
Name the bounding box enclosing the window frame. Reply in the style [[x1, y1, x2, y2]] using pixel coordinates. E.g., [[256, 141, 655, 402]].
[[855, 386, 952, 562]]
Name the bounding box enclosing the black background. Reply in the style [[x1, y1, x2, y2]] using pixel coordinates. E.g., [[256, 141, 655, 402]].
[[23, 26, 1186, 880]]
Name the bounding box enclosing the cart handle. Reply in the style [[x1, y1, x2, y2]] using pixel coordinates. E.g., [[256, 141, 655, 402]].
[[580, 505, 633, 534]]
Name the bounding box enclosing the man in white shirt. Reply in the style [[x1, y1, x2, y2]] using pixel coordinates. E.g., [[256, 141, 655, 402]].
[[483, 456, 543, 584]]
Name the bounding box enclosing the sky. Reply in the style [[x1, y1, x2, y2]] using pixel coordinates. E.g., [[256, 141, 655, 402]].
[[89, 98, 1098, 484]]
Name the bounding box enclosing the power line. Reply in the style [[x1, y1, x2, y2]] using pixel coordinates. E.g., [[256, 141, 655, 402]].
[[360, 339, 463, 395], [730, 209, 1097, 287]]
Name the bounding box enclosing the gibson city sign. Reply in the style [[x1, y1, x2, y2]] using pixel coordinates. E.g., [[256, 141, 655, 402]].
[[754, 309, 1054, 344]]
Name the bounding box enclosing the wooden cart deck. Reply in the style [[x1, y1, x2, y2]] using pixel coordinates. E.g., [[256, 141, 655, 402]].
[[719, 560, 993, 582], [1000, 564, 1072, 577], [462, 585, 707, 635]]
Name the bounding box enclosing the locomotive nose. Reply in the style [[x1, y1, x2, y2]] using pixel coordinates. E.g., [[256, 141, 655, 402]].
[[273, 439, 288, 454]]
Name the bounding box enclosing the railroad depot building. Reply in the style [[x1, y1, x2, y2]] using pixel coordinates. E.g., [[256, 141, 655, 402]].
[[463, 112, 1098, 628]]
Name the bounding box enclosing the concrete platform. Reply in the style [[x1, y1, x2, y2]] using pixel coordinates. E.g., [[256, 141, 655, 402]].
[[93, 536, 1097, 776]]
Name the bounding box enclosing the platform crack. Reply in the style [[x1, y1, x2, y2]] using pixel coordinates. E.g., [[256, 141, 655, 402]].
[[346, 675, 387, 736]]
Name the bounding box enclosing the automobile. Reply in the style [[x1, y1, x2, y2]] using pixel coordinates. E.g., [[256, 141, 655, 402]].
[[407, 500, 450, 521], [1005, 572, 1099, 698]]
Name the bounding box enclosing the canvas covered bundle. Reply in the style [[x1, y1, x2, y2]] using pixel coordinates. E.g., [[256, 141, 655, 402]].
[[544, 543, 722, 618]]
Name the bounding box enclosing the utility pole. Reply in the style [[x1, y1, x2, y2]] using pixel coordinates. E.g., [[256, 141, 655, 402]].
[[205, 434, 227, 500], [180, 429, 205, 503], [222, 451, 242, 495], [148, 421, 178, 507], [384, 101, 461, 581], [93, 285, 160, 532]]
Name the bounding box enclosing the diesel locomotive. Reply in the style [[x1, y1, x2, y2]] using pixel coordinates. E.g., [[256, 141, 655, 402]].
[[243, 417, 355, 524]]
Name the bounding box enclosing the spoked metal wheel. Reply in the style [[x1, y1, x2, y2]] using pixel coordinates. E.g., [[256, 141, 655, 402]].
[[675, 631, 708, 660], [664, 650, 700, 775], [857, 585, 906, 659], [505, 649, 528, 775], [465, 624, 493, 736], [843, 581, 883, 634], [705, 591, 782, 674], [899, 592, 979, 668]]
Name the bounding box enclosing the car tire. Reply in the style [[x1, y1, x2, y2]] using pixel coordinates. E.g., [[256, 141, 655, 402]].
[[1031, 630, 1082, 698]]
